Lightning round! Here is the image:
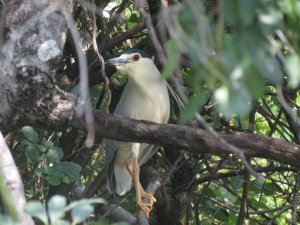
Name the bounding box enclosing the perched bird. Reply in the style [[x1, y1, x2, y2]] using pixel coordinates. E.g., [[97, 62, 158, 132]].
[[105, 49, 170, 217]]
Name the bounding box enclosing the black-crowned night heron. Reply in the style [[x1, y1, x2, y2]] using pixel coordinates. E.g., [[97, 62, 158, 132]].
[[105, 49, 170, 217]]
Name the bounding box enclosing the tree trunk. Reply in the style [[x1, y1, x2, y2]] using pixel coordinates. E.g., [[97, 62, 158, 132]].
[[0, 0, 75, 132]]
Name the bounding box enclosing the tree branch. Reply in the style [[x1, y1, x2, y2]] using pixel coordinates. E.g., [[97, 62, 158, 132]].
[[73, 110, 300, 168], [96, 203, 137, 225], [0, 132, 34, 225], [138, 166, 161, 225]]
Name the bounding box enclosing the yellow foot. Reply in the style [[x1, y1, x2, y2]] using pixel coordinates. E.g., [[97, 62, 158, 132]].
[[137, 201, 153, 218], [137, 192, 156, 218], [141, 192, 156, 207]]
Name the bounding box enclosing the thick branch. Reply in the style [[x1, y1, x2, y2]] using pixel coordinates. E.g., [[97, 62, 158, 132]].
[[0, 132, 34, 225], [138, 167, 161, 225], [0, 0, 75, 132], [73, 110, 300, 167], [96, 203, 137, 224]]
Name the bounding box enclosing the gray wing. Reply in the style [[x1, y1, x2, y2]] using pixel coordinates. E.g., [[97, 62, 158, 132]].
[[105, 139, 119, 164], [105, 139, 119, 193], [138, 144, 159, 166]]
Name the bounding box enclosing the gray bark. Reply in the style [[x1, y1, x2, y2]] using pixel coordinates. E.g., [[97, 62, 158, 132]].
[[73, 110, 300, 168], [0, 0, 75, 132], [0, 132, 35, 225]]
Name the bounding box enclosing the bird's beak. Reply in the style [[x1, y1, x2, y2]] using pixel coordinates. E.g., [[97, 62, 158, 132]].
[[105, 55, 129, 66]]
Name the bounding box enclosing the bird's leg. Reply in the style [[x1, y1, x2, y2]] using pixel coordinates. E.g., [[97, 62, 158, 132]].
[[139, 183, 156, 206], [126, 157, 153, 218], [125, 148, 156, 218]]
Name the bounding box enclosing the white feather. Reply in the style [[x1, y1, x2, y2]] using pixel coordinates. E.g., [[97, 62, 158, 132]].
[[106, 55, 170, 195]]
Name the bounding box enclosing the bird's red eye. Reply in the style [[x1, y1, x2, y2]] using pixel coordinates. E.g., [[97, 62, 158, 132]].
[[132, 54, 140, 61]]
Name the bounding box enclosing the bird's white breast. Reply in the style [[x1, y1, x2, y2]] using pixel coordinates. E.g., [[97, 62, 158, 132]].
[[114, 78, 170, 124]]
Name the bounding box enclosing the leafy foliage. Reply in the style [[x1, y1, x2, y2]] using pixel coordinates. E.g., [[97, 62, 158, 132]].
[[20, 126, 82, 186], [25, 195, 105, 225]]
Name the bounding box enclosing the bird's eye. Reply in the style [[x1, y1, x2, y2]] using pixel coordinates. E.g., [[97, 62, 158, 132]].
[[132, 54, 140, 61]]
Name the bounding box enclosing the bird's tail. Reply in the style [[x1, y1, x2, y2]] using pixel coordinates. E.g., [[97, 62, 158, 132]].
[[106, 163, 132, 195]]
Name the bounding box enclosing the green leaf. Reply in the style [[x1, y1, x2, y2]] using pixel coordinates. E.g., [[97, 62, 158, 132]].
[[238, 0, 258, 25], [229, 176, 243, 189], [21, 139, 33, 146], [179, 94, 204, 124], [46, 147, 64, 164], [215, 85, 251, 118], [228, 213, 238, 224], [286, 54, 300, 87], [43, 141, 54, 149], [261, 180, 282, 196], [216, 186, 237, 202], [55, 162, 82, 179], [0, 215, 19, 225], [51, 220, 70, 225], [66, 198, 106, 211], [213, 208, 229, 222], [203, 187, 217, 198], [47, 195, 67, 223], [161, 38, 180, 79], [244, 69, 265, 99], [25, 201, 48, 224], [254, 52, 282, 85], [25, 145, 41, 162], [34, 168, 44, 177], [21, 126, 38, 144], [223, 0, 238, 25], [37, 144, 47, 153], [179, 4, 196, 34], [46, 176, 62, 185], [71, 204, 94, 224], [44, 165, 64, 185]]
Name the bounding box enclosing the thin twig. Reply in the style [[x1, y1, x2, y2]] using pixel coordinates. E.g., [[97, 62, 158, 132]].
[[91, 0, 111, 111], [266, 204, 292, 225], [134, 0, 167, 64], [249, 204, 292, 215], [82, 145, 104, 198], [277, 87, 300, 127], [292, 170, 300, 225], [171, 75, 263, 181], [236, 157, 250, 225], [60, 2, 95, 148], [75, 0, 105, 17], [161, 154, 184, 184], [98, 0, 129, 51]]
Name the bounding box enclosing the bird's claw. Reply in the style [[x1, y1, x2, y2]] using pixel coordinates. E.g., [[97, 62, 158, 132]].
[[137, 202, 152, 218], [137, 193, 156, 218], [142, 192, 156, 205]]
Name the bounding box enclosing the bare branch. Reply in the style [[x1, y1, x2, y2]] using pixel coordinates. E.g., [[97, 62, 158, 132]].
[[96, 203, 137, 225], [0, 132, 34, 225], [292, 170, 300, 225], [236, 157, 250, 225], [60, 2, 95, 148], [266, 204, 292, 225], [134, 0, 167, 64], [91, 2, 111, 112], [138, 167, 161, 225], [73, 110, 300, 168]]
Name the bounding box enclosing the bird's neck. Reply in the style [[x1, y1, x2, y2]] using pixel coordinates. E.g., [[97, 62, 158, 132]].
[[127, 65, 163, 96]]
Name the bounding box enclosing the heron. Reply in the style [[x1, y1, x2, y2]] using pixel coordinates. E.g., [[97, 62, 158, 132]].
[[105, 49, 170, 218]]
